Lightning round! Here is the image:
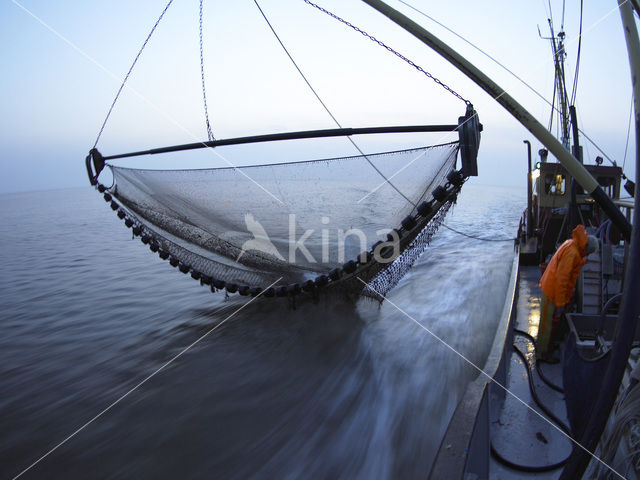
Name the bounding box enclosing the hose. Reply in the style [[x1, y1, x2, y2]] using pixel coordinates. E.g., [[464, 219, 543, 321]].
[[512, 344, 571, 434], [490, 335, 572, 472], [515, 329, 564, 393], [490, 443, 570, 472]]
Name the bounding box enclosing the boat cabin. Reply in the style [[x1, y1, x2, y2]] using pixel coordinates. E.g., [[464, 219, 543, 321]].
[[524, 158, 625, 264], [535, 161, 623, 209]]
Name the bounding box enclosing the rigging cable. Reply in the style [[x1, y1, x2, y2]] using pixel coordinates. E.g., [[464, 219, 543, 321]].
[[623, 92, 634, 175], [253, 0, 415, 206], [548, 71, 557, 132], [569, 0, 583, 106], [199, 0, 215, 141], [92, 0, 175, 149], [440, 223, 515, 242], [397, 0, 621, 169], [561, 61, 571, 147], [540, 0, 551, 24]]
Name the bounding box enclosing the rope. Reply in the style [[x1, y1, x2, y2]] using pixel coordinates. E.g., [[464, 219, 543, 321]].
[[92, 0, 175, 149], [252, 0, 415, 206], [440, 223, 515, 242], [199, 0, 215, 141], [302, 0, 469, 105]]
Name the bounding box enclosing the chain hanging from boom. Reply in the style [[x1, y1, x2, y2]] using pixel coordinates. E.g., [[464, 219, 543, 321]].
[[199, 0, 215, 141], [93, 0, 175, 149], [302, 0, 470, 106]]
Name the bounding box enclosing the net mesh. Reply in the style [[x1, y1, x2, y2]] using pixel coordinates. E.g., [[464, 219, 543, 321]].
[[108, 141, 459, 295]]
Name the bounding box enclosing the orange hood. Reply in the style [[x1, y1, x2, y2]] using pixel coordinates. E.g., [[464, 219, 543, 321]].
[[572, 224, 588, 257]]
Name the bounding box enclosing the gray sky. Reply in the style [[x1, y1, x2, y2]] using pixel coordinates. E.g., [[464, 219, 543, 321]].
[[0, 0, 636, 194]]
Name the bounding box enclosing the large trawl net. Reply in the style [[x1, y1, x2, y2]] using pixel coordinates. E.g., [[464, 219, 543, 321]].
[[105, 141, 460, 297]]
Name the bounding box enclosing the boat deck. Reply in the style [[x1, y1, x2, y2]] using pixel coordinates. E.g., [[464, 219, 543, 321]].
[[489, 265, 572, 479]]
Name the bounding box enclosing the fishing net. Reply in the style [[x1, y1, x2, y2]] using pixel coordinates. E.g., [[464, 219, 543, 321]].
[[95, 140, 463, 299], [84, 0, 483, 300]]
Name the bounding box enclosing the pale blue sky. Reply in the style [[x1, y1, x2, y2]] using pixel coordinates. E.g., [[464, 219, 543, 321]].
[[0, 0, 636, 193]]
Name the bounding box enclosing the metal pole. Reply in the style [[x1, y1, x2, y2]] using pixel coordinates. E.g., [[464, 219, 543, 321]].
[[569, 106, 582, 164], [99, 124, 458, 161], [524, 140, 533, 238], [569, 105, 582, 231], [361, 0, 631, 241], [561, 1, 640, 477]]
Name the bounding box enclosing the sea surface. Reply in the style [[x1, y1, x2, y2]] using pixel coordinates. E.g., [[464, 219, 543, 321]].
[[0, 183, 523, 479]]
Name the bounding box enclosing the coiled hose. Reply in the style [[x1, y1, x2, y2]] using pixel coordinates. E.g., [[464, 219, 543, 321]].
[[489, 330, 572, 472]]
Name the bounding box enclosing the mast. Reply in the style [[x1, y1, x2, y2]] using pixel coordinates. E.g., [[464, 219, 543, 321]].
[[555, 30, 571, 149], [542, 17, 581, 233], [542, 20, 571, 148], [360, 0, 631, 241]]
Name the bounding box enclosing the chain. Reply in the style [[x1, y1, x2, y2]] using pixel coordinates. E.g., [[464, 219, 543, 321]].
[[93, 0, 175, 149], [199, 0, 215, 141], [302, 0, 469, 105]]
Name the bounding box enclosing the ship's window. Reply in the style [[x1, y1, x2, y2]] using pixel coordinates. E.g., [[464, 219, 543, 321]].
[[544, 173, 566, 195], [597, 177, 615, 197]]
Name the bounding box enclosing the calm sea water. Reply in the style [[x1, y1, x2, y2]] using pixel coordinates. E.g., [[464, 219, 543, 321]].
[[0, 183, 522, 479]]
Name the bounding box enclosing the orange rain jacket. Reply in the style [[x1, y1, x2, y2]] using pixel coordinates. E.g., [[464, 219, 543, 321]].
[[540, 224, 589, 307]]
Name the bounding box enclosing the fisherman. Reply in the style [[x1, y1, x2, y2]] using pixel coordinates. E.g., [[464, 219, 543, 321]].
[[537, 224, 598, 360]]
